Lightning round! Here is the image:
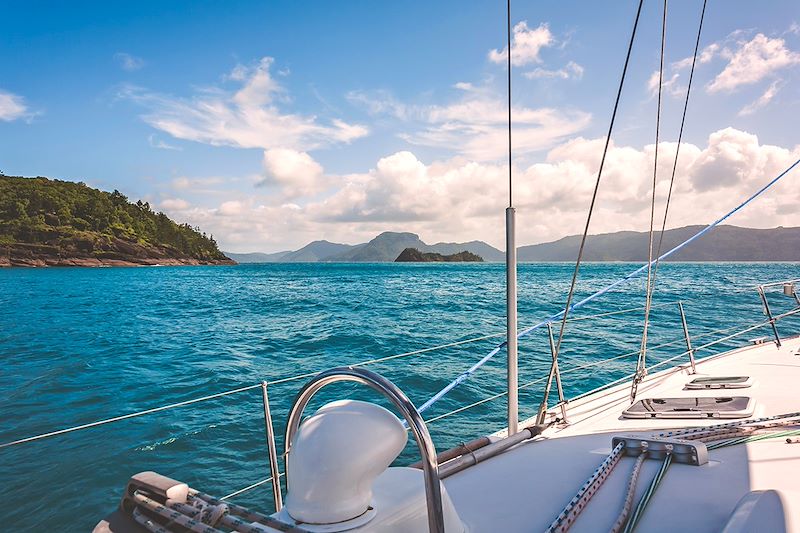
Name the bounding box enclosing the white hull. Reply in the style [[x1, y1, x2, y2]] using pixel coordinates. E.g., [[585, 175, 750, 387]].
[[444, 336, 800, 532]]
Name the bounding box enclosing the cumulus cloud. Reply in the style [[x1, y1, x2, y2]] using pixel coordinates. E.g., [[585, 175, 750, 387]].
[[349, 86, 591, 161], [121, 57, 368, 151], [707, 33, 800, 93], [160, 198, 190, 210], [172, 127, 799, 252], [489, 22, 554, 66], [115, 52, 145, 71], [218, 200, 245, 216], [0, 89, 32, 122], [261, 147, 326, 197], [738, 80, 782, 116]]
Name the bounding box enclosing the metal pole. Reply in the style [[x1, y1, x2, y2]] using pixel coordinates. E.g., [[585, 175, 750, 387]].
[[504, 0, 518, 437], [758, 285, 782, 347], [506, 207, 519, 436], [678, 302, 696, 374], [261, 381, 283, 512]]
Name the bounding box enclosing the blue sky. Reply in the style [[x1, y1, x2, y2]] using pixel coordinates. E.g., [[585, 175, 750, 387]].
[[2, 1, 799, 251]]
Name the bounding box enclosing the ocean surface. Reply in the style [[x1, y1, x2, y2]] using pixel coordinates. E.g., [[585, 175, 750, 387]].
[[1, 262, 798, 530]]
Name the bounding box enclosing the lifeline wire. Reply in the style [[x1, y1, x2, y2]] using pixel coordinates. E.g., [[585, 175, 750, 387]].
[[417, 155, 800, 415]]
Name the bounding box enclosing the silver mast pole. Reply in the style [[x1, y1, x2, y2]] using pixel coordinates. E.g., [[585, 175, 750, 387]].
[[505, 0, 519, 436]]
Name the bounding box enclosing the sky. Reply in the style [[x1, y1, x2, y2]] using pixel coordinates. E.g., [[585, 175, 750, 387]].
[[2, 0, 799, 252]]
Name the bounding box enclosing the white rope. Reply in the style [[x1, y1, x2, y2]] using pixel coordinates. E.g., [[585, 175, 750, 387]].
[[610, 452, 649, 533]]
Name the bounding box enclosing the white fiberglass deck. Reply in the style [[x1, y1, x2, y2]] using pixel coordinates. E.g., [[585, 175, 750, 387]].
[[443, 335, 800, 532]]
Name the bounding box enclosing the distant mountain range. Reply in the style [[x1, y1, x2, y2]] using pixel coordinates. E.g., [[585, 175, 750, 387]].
[[518, 225, 800, 262], [226, 232, 504, 263], [225, 225, 800, 263]]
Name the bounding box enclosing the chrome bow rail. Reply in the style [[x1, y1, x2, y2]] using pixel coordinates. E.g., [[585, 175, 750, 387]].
[[285, 366, 445, 533]]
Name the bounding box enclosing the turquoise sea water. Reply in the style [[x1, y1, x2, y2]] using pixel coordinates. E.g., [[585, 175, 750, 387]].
[[1, 262, 799, 530]]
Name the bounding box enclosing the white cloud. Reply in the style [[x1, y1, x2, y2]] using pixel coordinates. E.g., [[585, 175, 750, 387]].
[[171, 176, 225, 191], [160, 198, 190, 210], [524, 61, 584, 80], [148, 134, 181, 150], [489, 22, 555, 66], [176, 126, 799, 253], [122, 57, 368, 151], [115, 52, 145, 71], [645, 29, 800, 99], [738, 80, 782, 116], [707, 34, 800, 93], [699, 43, 721, 64], [218, 200, 245, 216], [647, 71, 684, 98], [350, 87, 591, 161], [672, 43, 720, 71], [309, 128, 799, 247], [0, 89, 31, 122], [261, 147, 326, 197], [346, 89, 410, 120]]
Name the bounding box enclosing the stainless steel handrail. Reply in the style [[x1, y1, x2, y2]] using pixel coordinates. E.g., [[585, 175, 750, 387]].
[[284, 366, 445, 533]]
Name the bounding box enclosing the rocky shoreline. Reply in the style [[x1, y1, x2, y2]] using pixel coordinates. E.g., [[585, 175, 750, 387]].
[[1, 239, 236, 267]]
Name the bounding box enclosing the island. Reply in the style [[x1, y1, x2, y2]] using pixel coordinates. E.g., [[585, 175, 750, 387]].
[[394, 247, 484, 262], [0, 174, 235, 267]]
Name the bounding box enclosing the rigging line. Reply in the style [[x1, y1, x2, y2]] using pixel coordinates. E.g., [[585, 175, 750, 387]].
[[633, 0, 668, 402], [507, 0, 512, 207], [415, 156, 800, 415], [650, 0, 708, 291], [550, 0, 645, 381]]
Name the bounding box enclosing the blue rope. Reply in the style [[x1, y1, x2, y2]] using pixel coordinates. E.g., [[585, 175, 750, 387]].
[[418, 157, 800, 415]]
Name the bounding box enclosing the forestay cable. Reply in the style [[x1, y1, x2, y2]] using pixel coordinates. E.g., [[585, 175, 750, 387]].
[[632, 0, 668, 402], [651, 0, 708, 280], [549, 0, 645, 395]]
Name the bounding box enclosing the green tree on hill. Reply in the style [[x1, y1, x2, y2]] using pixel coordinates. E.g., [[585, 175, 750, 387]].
[[0, 174, 228, 261]]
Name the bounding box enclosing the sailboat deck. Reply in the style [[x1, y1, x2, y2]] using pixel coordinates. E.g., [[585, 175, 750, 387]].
[[443, 335, 800, 532]]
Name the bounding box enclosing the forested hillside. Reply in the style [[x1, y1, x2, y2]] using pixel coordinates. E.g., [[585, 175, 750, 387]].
[[0, 175, 233, 266]]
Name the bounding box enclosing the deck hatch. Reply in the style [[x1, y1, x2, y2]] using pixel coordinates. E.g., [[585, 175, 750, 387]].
[[622, 396, 754, 419], [685, 376, 753, 390]]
